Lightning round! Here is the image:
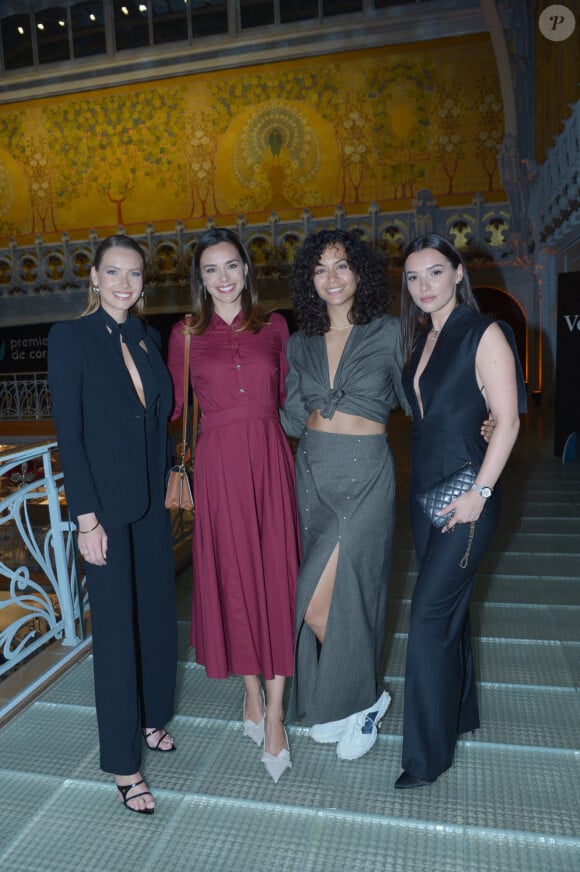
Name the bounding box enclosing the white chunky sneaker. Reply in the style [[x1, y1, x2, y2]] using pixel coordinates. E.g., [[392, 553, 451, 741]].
[[336, 691, 392, 761], [310, 714, 352, 744]]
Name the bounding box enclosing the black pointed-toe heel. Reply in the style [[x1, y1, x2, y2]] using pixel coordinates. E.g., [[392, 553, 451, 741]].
[[394, 770, 432, 789], [116, 779, 155, 815]]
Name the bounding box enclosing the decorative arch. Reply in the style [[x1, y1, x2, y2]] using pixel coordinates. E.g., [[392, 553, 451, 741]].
[[474, 285, 527, 380]]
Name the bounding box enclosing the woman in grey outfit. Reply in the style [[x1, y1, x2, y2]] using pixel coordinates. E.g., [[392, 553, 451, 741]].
[[281, 229, 410, 761]]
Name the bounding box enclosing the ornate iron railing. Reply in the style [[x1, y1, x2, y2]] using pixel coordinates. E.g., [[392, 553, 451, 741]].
[[530, 100, 580, 245], [0, 373, 52, 421], [0, 195, 513, 302], [0, 441, 85, 679]]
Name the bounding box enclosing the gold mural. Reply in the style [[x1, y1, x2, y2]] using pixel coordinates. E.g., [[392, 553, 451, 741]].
[[0, 34, 505, 243]]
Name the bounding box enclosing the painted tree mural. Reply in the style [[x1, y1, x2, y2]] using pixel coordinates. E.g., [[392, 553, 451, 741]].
[[22, 131, 60, 233], [44, 87, 184, 226], [433, 84, 466, 194], [334, 105, 373, 203], [178, 108, 223, 218], [0, 112, 24, 235], [474, 80, 503, 191], [367, 61, 433, 200], [0, 37, 506, 237]]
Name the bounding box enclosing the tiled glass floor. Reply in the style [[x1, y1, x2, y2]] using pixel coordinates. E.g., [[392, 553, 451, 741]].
[[1, 409, 579, 871]]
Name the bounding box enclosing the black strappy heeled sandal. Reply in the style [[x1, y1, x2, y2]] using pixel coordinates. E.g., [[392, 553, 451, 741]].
[[116, 779, 155, 815], [143, 728, 177, 752]]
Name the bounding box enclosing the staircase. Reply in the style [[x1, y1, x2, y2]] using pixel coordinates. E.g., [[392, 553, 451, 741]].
[[0, 408, 578, 871]]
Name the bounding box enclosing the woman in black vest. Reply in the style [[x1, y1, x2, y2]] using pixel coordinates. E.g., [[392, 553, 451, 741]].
[[48, 235, 177, 814], [395, 233, 526, 788]]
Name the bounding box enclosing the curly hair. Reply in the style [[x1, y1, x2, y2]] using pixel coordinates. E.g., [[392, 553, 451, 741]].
[[291, 229, 391, 336], [188, 227, 268, 335], [400, 233, 479, 364]]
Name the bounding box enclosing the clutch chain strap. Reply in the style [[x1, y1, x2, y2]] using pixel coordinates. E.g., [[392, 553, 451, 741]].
[[459, 521, 476, 569]]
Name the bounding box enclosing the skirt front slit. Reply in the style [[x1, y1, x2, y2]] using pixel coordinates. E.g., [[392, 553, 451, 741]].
[[288, 429, 396, 725]]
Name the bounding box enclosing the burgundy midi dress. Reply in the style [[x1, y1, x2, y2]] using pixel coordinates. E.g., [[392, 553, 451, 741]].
[[167, 312, 299, 680]]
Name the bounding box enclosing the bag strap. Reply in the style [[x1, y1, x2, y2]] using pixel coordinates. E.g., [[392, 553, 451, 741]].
[[181, 314, 200, 460]]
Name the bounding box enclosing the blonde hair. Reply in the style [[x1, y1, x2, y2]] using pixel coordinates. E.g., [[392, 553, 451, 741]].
[[80, 234, 147, 318]]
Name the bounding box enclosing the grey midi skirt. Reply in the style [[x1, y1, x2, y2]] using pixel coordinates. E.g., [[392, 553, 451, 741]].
[[287, 429, 396, 725]]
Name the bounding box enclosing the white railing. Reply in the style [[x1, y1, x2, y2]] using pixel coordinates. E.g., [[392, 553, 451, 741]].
[[0, 439, 193, 686], [0, 442, 86, 680]]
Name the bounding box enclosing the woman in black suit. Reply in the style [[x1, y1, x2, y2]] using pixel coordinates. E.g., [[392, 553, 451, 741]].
[[48, 235, 177, 815], [395, 233, 526, 789]]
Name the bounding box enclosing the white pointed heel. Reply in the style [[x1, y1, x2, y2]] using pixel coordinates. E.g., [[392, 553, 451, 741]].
[[261, 723, 292, 784], [243, 688, 265, 746]]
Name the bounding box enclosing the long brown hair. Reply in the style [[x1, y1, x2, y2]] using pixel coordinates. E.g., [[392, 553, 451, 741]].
[[186, 228, 268, 334], [400, 233, 479, 363]]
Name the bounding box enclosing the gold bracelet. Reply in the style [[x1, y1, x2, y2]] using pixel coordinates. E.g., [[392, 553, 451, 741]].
[[78, 521, 100, 534]]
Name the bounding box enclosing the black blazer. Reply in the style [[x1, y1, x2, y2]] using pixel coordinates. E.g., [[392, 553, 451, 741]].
[[48, 308, 173, 528]]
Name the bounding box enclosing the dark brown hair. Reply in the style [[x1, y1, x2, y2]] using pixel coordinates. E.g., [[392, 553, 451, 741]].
[[400, 233, 479, 363], [187, 227, 268, 335], [290, 228, 390, 336]]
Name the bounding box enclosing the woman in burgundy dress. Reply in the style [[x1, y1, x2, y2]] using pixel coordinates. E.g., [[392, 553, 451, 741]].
[[167, 228, 299, 782]]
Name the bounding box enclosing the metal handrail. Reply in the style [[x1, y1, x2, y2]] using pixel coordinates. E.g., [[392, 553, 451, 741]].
[[0, 442, 85, 680]]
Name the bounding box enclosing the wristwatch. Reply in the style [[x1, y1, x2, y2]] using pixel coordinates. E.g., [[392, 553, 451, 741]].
[[471, 483, 493, 499]]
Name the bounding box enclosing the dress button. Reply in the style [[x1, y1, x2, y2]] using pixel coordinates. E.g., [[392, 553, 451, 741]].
[[236, 364, 241, 370], [239, 388, 245, 393]]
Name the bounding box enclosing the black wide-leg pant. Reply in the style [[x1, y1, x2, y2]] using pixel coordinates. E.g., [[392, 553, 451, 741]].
[[401, 488, 500, 782], [85, 498, 177, 775]]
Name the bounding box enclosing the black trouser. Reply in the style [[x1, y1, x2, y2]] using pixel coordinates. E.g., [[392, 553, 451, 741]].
[[85, 497, 177, 775], [401, 488, 500, 782]]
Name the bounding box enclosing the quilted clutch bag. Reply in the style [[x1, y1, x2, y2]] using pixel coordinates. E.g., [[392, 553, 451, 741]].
[[417, 463, 477, 528]]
